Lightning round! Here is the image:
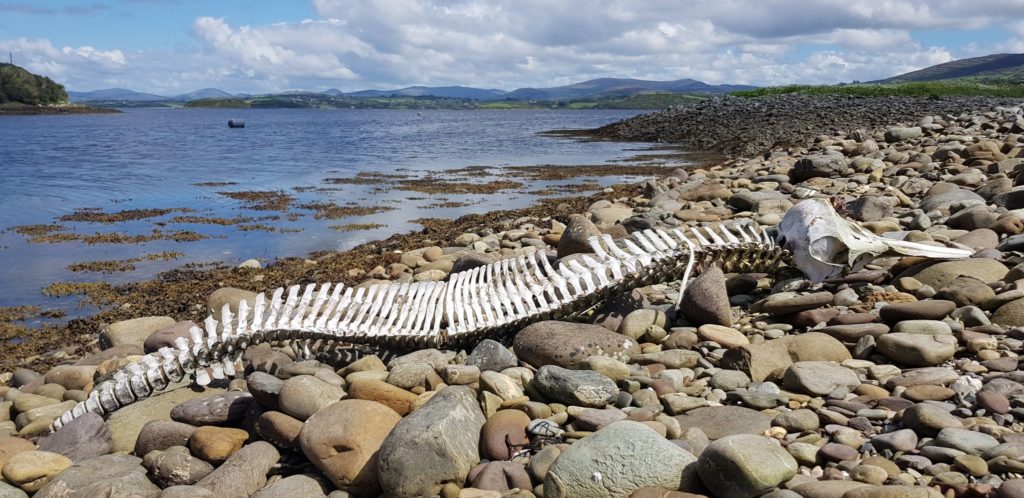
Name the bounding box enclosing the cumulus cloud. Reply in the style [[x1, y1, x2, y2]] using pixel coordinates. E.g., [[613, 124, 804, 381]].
[[3, 0, 1024, 93]]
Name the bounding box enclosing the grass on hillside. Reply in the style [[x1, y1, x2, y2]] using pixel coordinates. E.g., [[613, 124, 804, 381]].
[[731, 81, 1024, 98]]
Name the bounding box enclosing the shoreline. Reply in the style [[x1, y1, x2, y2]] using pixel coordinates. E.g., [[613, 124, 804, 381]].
[[0, 104, 120, 116], [0, 150, 712, 371]]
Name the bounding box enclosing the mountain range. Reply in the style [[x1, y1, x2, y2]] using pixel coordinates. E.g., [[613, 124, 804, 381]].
[[68, 77, 756, 103]]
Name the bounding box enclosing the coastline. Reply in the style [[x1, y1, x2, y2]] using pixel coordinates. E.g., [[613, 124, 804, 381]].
[[0, 104, 120, 116]]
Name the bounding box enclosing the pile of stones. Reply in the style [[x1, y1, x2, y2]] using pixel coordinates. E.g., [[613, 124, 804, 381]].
[[6, 103, 1024, 497]]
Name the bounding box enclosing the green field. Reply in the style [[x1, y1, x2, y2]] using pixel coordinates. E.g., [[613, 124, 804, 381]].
[[731, 80, 1024, 98]]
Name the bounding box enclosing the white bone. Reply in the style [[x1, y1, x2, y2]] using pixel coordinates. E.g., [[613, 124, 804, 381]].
[[779, 198, 972, 281]]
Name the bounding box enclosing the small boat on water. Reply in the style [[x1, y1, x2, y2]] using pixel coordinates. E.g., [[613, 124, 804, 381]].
[[228, 119, 245, 128]]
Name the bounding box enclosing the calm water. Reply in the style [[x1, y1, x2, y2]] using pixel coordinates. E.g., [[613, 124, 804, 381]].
[[0, 108, 664, 316]]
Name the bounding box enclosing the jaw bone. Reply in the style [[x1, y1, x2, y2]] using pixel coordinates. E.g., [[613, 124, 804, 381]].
[[778, 198, 973, 281]]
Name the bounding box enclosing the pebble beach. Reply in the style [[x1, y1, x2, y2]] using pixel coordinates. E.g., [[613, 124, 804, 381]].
[[6, 96, 1024, 498]]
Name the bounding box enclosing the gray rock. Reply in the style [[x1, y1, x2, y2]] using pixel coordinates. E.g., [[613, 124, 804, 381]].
[[34, 454, 159, 498], [680, 265, 732, 326], [920, 188, 986, 212], [247, 372, 284, 410], [0, 481, 27, 498], [533, 365, 618, 407], [193, 441, 280, 497], [675, 405, 773, 440], [771, 409, 819, 433], [790, 155, 848, 182], [850, 196, 894, 222], [143, 320, 195, 353], [377, 386, 486, 498], [133, 420, 197, 457], [876, 333, 956, 366], [697, 434, 798, 498], [901, 403, 963, 436], [169, 391, 253, 426], [782, 361, 861, 396], [512, 320, 639, 369], [142, 446, 214, 487], [871, 428, 919, 452], [885, 126, 924, 142], [935, 427, 999, 455], [251, 475, 328, 498], [545, 421, 699, 498], [278, 375, 344, 421], [36, 413, 112, 462], [466, 339, 518, 372]]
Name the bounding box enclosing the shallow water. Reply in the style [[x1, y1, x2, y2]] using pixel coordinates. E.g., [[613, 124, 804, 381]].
[[0, 108, 664, 315]]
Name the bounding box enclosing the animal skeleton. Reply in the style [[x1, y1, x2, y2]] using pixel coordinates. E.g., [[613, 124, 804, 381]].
[[49, 198, 971, 432]]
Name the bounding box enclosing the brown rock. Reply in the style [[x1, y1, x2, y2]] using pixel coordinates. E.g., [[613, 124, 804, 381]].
[[144, 320, 196, 353], [254, 411, 303, 449], [720, 332, 851, 381], [300, 399, 401, 496], [512, 320, 639, 369], [480, 410, 530, 460], [189, 426, 249, 465], [346, 379, 418, 415]]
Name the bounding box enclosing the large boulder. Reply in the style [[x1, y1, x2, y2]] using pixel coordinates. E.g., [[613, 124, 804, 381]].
[[876, 333, 956, 367], [544, 421, 698, 498], [557, 214, 601, 258], [896, 259, 1008, 289], [36, 413, 112, 462], [512, 321, 639, 369], [679, 265, 732, 326], [300, 400, 400, 497], [377, 386, 486, 498]]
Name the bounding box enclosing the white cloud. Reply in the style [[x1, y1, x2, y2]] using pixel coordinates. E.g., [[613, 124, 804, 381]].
[[3, 0, 1024, 93]]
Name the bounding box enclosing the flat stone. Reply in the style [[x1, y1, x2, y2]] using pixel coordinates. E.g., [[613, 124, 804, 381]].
[[783, 361, 861, 396], [545, 421, 699, 498], [935, 427, 999, 455], [880, 300, 956, 322], [251, 475, 328, 498], [142, 446, 213, 487], [1, 451, 72, 493], [512, 321, 639, 369], [109, 386, 224, 453], [675, 406, 772, 440], [753, 291, 834, 315], [170, 391, 252, 426], [533, 365, 618, 408], [697, 324, 749, 348], [876, 333, 956, 366], [189, 426, 249, 465], [192, 441, 280, 498], [720, 332, 851, 381], [897, 259, 1008, 289]]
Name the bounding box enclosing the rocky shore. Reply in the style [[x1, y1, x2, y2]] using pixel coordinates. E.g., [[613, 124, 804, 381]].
[[591, 95, 1020, 157], [4, 98, 1024, 497]]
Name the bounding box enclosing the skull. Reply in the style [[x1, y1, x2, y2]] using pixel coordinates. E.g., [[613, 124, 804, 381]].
[[778, 198, 972, 281]]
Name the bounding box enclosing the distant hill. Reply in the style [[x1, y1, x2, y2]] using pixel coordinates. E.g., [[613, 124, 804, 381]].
[[346, 85, 507, 100], [171, 88, 233, 101], [878, 53, 1024, 84], [68, 88, 166, 102], [503, 78, 756, 100], [0, 63, 67, 105]]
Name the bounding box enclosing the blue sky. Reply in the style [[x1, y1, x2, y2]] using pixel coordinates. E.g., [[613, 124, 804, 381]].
[[2, 0, 1024, 94]]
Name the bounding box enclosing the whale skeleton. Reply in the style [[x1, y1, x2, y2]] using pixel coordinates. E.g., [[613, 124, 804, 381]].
[[49, 198, 971, 432]]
